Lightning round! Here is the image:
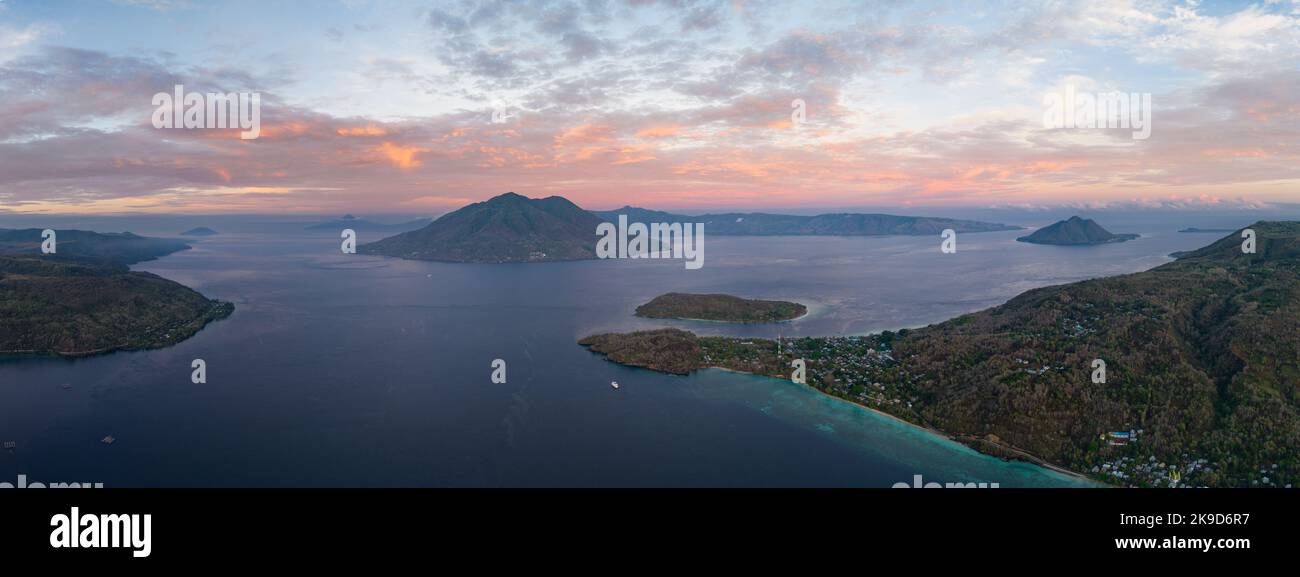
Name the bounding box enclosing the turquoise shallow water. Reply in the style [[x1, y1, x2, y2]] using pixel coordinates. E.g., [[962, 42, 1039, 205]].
[[686, 369, 1099, 487]]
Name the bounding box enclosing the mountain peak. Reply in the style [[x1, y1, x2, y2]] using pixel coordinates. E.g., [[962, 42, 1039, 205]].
[[360, 193, 603, 263], [489, 192, 528, 202], [1017, 216, 1137, 246]]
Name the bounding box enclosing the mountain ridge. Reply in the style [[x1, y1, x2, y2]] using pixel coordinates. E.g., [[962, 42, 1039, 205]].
[[593, 206, 1021, 236]]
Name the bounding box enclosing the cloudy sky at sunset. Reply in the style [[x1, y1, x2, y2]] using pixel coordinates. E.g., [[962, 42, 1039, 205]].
[[0, 0, 1297, 215]]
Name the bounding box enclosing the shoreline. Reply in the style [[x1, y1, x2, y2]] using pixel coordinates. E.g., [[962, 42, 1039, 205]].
[[699, 364, 1103, 486]]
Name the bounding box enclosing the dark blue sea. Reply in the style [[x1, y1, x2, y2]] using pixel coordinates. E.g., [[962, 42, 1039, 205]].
[[0, 211, 1282, 487]]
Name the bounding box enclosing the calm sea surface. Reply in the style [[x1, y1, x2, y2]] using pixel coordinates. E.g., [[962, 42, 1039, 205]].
[[0, 216, 1261, 486]]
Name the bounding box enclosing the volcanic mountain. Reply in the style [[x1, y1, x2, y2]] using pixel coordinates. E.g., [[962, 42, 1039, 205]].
[[359, 192, 605, 263], [1016, 216, 1139, 245]]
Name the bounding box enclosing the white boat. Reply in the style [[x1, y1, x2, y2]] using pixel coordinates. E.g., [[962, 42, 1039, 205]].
[[611, 381, 619, 389], [100, 436, 115, 445]]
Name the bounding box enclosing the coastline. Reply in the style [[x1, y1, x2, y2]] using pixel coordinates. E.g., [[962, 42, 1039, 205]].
[[0, 300, 234, 359], [697, 364, 1104, 486]]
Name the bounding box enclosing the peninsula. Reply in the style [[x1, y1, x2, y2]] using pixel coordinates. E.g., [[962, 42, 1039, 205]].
[[582, 222, 1300, 488], [0, 229, 233, 357]]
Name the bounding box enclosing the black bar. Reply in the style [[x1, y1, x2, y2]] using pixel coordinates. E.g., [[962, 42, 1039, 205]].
[[1, 488, 1290, 565]]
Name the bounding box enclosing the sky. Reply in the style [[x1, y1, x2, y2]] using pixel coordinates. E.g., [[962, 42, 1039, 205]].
[[0, 0, 1297, 215]]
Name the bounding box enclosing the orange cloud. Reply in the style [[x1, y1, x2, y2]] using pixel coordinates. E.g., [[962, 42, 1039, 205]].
[[374, 142, 426, 169], [337, 123, 388, 137]]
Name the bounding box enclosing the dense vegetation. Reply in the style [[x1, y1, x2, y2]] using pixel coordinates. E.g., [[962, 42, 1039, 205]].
[[0, 256, 233, 356], [635, 293, 806, 323], [582, 222, 1300, 487], [361, 192, 605, 262]]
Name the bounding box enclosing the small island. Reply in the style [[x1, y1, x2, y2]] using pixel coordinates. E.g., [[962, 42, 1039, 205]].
[[1017, 216, 1138, 245], [1178, 227, 1235, 233], [181, 227, 219, 236], [635, 292, 806, 323]]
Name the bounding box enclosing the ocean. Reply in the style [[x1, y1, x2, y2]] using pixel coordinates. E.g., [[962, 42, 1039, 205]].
[[0, 212, 1276, 487]]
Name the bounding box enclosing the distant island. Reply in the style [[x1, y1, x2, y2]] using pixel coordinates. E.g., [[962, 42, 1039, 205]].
[[636, 293, 806, 323], [1017, 216, 1138, 245], [305, 214, 431, 233], [0, 230, 232, 357], [181, 227, 219, 236], [1179, 227, 1236, 233], [593, 206, 1021, 236], [359, 193, 1023, 264], [583, 222, 1300, 488], [0, 228, 190, 263], [359, 192, 604, 263]]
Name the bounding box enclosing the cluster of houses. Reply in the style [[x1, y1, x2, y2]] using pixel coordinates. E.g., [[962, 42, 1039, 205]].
[[1093, 455, 1191, 487], [1093, 453, 1291, 488]]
